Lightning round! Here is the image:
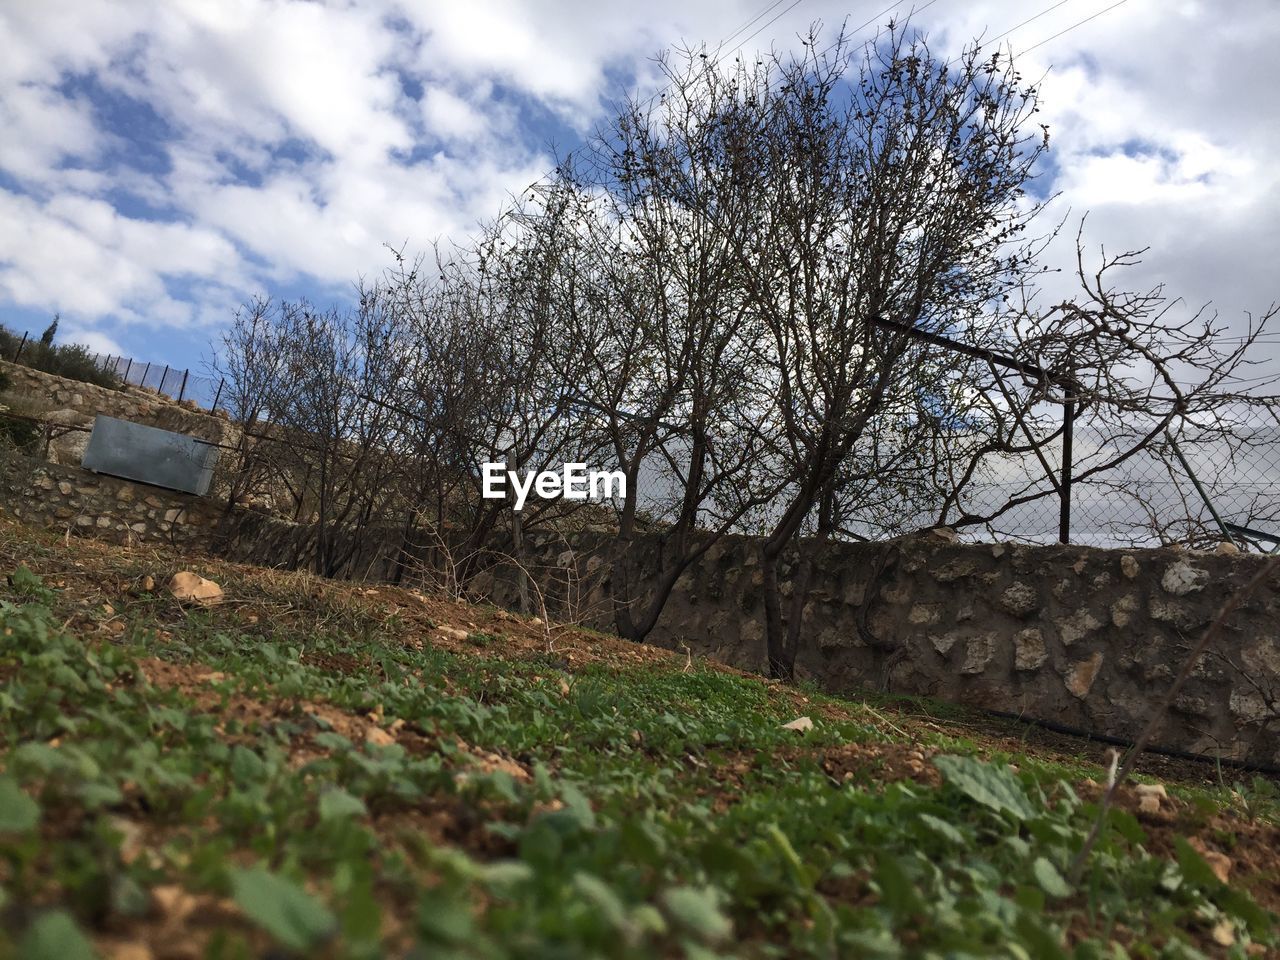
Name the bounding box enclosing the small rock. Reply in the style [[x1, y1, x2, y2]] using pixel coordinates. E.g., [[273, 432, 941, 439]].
[[151, 884, 198, 923], [1119, 555, 1139, 579], [1187, 836, 1232, 884], [1014, 628, 1047, 671], [168, 571, 223, 605], [929, 526, 959, 542], [960, 634, 994, 675], [930, 634, 959, 657], [1135, 783, 1166, 813], [1161, 559, 1207, 596], [1211, 920, 1235, 947], [529, 616, 544, 627], [107, 816, 146, 865], [908, 602, 941, 625], [999, 582, 1039, 618], [1065, 652, 1104, 699], [437, 625, 468, 641], [781, 716, 813, 732], [1059, 610, 1102, 647], [1110, 594, 1139, 628], [102, 942, 155, 960], [365, 725, 395, 747], [1215, 541, 1240, 556]]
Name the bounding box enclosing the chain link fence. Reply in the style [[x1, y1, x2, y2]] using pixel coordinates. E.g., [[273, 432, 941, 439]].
[[89, 352, 225, 410], [953, 403, 1280, 550]]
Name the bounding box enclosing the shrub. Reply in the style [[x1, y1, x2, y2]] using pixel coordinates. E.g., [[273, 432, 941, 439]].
[[0, 323, 121, 390], [0, 413, 41, 454]]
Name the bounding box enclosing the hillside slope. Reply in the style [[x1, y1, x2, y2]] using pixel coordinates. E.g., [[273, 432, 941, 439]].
[[0, 517, 1275, 958]]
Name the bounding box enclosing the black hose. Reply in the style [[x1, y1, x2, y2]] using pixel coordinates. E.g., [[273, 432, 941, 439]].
[[979, 708, 1280, 779]]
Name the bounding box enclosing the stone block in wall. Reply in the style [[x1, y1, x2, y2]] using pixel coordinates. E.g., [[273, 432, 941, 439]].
[[1056, 610, 1102, 647], [999, 582, 1039, 617], [1064, 652, 1104, 699], [1014, 628, 1047, 670], [960, 634, 996, 675]]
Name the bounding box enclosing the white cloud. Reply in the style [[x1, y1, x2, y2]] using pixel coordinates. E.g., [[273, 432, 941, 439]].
[[0, 0, 1275, 369]]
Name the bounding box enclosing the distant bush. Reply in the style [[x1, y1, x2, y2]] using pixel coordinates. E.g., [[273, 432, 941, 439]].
[[0, 412, 41, 454], [0, 321, 121, 390]]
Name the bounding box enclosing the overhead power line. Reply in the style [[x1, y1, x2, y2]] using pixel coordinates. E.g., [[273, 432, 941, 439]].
[[975, 0, 1076, 53], [1022, 0, 1132, 55], [717, 0, 795, 48], [817, 0, 947, 61], [720, 0, 806, 53], [614, 0, 807, 119]]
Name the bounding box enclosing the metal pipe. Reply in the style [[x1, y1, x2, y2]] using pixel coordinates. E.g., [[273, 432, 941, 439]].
[[1166, 428, 1236, 547], [1059, 394, 1075, 543]]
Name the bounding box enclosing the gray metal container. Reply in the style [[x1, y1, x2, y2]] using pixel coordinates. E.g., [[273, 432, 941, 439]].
[[82, 415, 220, 496]]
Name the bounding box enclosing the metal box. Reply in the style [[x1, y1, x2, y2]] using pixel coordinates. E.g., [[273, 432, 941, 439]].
[[82, 415, 220, 496]]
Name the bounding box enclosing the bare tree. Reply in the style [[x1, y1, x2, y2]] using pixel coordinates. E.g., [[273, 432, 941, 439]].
[[935, 230, 1280, 544], [539, 47, 790, 643], [209, 297, 295, 516], [695, 27, 1046, 679]]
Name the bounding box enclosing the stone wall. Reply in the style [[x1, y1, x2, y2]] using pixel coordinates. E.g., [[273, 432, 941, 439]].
[[0, 360, 235, 467], [0, 452, 222, 546], [477, 528, 1280, 767]]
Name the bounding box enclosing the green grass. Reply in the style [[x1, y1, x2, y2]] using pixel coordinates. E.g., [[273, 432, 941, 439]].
[[0, 561, 1275, 959]]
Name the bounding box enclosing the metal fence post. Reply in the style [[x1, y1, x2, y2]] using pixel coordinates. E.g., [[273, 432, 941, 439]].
[[123, 358, 134, 382], [1059, 391, 1075, 544], [211, 378, 225, 412], [177, 369, 190, 403], [12, 332, 27, 362]]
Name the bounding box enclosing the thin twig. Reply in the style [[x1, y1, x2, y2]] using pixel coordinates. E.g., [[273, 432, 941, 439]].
[[1068, 556, 1279, 881]]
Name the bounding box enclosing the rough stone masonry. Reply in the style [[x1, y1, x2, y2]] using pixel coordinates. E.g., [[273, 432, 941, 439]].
[[481, 528, 1280, 767]]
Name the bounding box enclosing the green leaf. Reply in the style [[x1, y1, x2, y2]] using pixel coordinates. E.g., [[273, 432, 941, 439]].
[[873, 853, 925, 918], [934, 755, 1036, 821], [560, 782, 597, 830], [573, 872, 628, 929], [229, 865, 337, 951], [229, 746, 266, 784], [917, 813, 965, 844], [1032, 857, 1071, 898], [660, 886, 732, 944], [417, 889, 475, 944], [1173, 837, 1221, 888], [318, 787, 367, 821], [1217, 886, 1272, 937], [479, 861, 533, 888], [18, 910, 95, 960], [0, 776, 39, 833]]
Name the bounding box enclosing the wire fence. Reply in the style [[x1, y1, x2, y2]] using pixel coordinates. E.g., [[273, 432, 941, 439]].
[[0, 326, 226, 412], [939, 403, 1280, 551], [89, 352, 225, 411]]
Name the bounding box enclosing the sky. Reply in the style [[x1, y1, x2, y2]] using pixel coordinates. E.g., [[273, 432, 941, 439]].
[[2, 0, 1278, 389]]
